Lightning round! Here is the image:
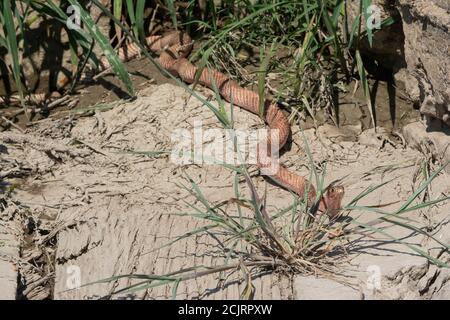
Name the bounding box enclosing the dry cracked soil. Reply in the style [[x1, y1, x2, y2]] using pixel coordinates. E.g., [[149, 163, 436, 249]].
[[1, 80, 450, 300]]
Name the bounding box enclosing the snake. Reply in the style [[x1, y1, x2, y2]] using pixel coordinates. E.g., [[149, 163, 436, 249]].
[[1, 31, 344, 217]]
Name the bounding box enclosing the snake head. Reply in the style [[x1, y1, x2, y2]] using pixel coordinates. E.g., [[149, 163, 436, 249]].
[[322, 186, 345, 218]]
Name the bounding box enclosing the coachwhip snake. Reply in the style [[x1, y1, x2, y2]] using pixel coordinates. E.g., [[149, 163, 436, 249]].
[[2, 31, 344, 217]]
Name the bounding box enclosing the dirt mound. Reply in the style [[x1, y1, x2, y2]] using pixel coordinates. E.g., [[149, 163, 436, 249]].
[[1, 83, 449, 299], [347, 0, 450, 126]]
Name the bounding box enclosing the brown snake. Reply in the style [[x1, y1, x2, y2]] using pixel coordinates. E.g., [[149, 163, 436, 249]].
[[3, 31, 345, 217]]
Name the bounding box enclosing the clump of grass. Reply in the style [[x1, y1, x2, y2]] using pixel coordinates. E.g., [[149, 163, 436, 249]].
[[78, 136, 449, 299], [2, 0, 397, 129], [175, 0, 398, 128], [81, 169, 348, 298]]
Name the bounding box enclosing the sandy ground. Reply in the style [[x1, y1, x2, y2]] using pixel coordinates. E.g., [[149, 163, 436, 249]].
[[1, 83, 449, 300]]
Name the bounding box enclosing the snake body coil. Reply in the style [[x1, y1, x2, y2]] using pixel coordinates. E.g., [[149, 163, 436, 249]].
[[4, 31, 344, 216]]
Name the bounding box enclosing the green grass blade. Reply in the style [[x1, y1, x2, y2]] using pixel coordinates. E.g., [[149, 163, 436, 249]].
[[396, 161, 449, 214], [135, 0, 146, 43], [2, 0, 25, 100], [113, 0, 123, 40], [351, 219, 449, 268], [257, 41, 275, 119], [125, 0, 138, 38], [318, 0, 348, 77], [67, 0, 135, 96], [381, 217, 450, 250], [348, 13, 361, 48], [362, 0, 373, 47], [355, 49, 375, 128], [165, 0, 178, 30], [345, 177, 398, 207]]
